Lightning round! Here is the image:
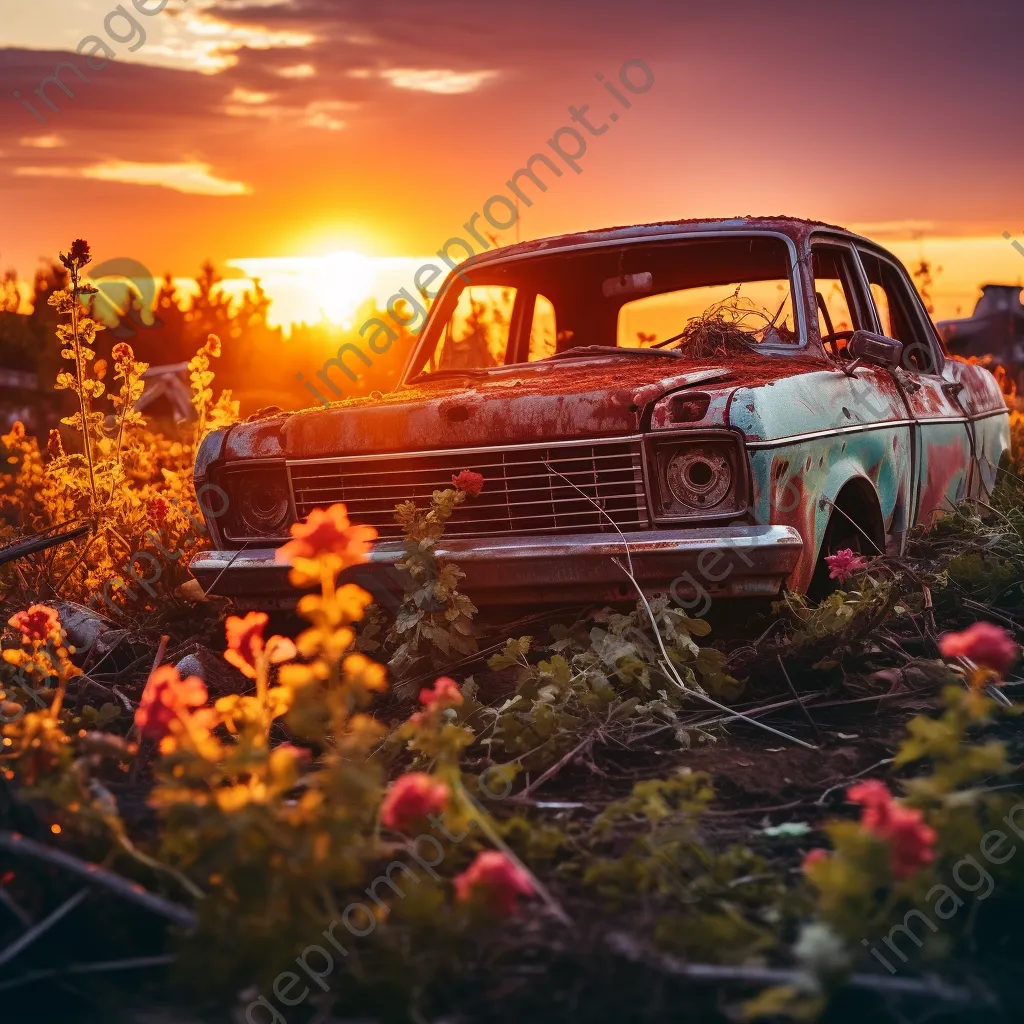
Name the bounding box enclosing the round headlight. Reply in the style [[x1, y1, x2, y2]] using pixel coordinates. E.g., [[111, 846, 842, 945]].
[[665, 450, 732, 509], [237, 474, 291, 536]]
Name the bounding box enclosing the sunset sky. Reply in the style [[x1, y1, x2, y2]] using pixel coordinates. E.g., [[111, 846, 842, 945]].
[[3, 0, 1024, 325]]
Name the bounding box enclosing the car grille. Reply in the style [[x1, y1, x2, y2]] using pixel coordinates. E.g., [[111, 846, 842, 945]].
[[288, 439, 649, 539]]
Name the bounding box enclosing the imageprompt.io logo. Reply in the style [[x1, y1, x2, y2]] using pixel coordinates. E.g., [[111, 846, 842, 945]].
[[83, 256, 162, 338]]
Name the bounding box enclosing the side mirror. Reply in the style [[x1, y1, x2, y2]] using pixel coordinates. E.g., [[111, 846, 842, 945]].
[[847, 330, 903, 368]]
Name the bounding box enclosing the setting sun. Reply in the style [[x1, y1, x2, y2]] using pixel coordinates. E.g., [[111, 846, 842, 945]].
[[226, 251, 430, 329]]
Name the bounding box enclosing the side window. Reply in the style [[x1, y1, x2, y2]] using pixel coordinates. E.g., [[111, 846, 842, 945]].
[[811, 245, 865, 359], [527, 294, 557, 362], [858, 251, 936, 373], [434, 286, 516, 370]]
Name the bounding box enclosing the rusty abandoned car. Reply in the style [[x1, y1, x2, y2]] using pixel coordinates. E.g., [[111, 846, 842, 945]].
[[188, 217, 1010, 610]]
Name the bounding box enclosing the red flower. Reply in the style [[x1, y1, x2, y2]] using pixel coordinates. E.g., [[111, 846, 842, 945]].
[[380, 773, 450, 831], [452, 470, 484, 496], [847, 779, 894, 829], [276, 503, 377, 567], [419, 676, 463, 709], [454, 851, 535, 915], [149, 497, 170, 524], [885, 803, 938, 879], [824, 548, 869, 582], [848, 780, 936, 879], [802, 848, 829, 872], [939, 622, 1018, 677], [8, 605, 61, 644], [135, 665, 208, 741]]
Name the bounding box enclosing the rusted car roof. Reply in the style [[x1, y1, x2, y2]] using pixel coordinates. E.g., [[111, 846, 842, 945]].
[[467, 215, 865, 267]]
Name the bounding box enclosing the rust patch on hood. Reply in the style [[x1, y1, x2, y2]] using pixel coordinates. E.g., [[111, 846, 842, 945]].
[[218, 351, 831, 462]]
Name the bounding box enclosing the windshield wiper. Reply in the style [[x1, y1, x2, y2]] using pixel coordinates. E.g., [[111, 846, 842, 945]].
[[548, 345, 682, 360]]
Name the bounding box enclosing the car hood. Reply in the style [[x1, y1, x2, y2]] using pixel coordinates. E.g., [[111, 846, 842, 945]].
[[213, 352, 827, 461]]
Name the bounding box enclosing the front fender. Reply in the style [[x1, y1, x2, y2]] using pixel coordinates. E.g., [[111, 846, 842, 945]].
[[747, 432, 908, 592]]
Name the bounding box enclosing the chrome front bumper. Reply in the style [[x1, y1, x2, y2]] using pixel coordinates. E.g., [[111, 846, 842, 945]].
[[188, 525, 803, 610]]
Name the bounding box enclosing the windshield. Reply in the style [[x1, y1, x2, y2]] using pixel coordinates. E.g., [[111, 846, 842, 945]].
[[409, 235, 798, 379]]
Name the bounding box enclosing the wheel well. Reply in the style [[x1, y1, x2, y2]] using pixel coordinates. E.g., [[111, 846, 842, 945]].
[[825, 478, 886, 556]]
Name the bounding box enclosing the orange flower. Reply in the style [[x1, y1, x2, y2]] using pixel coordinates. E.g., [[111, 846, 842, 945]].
[[454, 851, 534, 915], [939, 622, 1018, 678], [452, 470, 484, 496], [8, 605, 61, 645], [380, 773, 450, 831], [223, 611, 296, 679], [278, 504, 377, 564], [135, 665, 209, 741], [111, 342, 134, 364], [46, 429, 65, 460], [93, 359, 107, 381], [205, 333, 222, 357]]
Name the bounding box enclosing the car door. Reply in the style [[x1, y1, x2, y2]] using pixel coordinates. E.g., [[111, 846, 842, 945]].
[[854, 247, 973, 526]]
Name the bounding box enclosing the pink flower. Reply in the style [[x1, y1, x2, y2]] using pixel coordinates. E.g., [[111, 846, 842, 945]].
[[938, 622, 1018, 677], [452, 470, 484, 497], [419, 676, 463, 710], [454, 851, 535, 915], [802, 848, 829, 873], [380, 773, 450, 831], [848, 780, 936, 879], [824, 548, 869, 582]]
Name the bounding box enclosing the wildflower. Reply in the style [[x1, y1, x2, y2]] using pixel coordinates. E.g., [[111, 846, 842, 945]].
[[802, 848, 829, 872], [60, 239, 91, 270], [205, 333, 222, 357], [111, 342, 134, 364], [885, 803, 938, 879], [846, 779, 893, 830], [149, 496, 170, 524], [419, 676, 463, 710], [452, 470, 484, 496], [273, 742, 312, 764], [847, 780, 936, 879], [380, 772, 450, 831], [223, 611, 296, 679], [276, 503, 377, 586], [134, 665, 208, 741], [454, 851, 535, 915], [8, 605, 61, 645], [93, 358, 107, 381], [938, 621, 1018, 677], [824, 548, 869, 582], [46, 429, 64, 460]]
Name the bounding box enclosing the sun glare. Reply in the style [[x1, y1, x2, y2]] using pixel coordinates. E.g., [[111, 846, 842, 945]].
[[227, 251, 433, 330]]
